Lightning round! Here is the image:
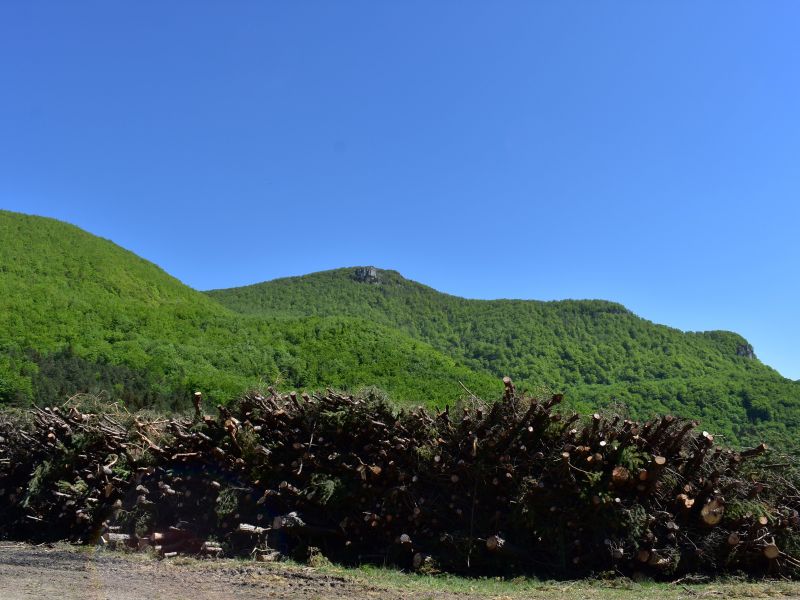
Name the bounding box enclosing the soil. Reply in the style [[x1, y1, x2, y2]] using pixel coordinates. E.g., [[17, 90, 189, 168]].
[[4, 542, 800, 600], [0, 543, 440, 600]]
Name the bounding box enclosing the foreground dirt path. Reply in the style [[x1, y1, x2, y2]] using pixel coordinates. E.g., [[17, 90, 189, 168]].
[[0, 543, 411, 600], [3, 543, 800, 600]]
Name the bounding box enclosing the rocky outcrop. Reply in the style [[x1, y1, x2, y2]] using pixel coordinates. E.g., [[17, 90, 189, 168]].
[[353, 266, 380, 284]]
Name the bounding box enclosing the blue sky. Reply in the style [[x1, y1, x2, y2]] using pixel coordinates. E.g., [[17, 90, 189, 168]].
[[1, 2, 798, 379]]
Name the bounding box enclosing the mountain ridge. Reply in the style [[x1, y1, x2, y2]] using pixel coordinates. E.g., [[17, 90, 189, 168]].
[[207, 265, 799, 449], [206, 265, 761, 379], [214, 265, 640, 311]]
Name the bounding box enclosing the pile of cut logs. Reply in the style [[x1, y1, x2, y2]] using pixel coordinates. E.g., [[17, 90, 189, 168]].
[[1, 379, 799, 578]]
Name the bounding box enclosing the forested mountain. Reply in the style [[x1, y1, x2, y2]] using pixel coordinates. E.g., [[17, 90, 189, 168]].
[[1, 210, 798, 450], [208, 268, 800, 450], [0, 211, 496, 410]]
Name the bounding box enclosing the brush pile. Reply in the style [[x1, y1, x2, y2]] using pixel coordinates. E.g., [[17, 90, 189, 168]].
[[1, 378, 799, 578]]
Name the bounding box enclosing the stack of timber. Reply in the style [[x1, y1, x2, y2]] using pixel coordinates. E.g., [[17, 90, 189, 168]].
[[1, 379, 799, 578]]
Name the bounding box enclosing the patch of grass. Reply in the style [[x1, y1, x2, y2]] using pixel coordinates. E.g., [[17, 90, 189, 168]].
[[303, 473, 345, 506], [726, 499, 773, 522], [215, 487, 239, 520], [289, 561, 800, 599]]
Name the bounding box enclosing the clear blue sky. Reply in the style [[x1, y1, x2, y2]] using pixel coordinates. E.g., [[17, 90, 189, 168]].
[[1, 2, 798, 380]]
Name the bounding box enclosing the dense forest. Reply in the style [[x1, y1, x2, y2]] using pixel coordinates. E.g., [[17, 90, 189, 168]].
[[0, 211, 497, 410], [2, 210, 799, 450], [208, 268, 800, 450]]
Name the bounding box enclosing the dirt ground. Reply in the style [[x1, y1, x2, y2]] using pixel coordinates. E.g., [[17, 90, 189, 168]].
[[0, 543, 419, 600], [2, 542, 800, 600]]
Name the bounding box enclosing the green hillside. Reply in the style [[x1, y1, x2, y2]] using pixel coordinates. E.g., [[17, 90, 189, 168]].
[[2, 210, 799, 450], [208, 267, 800, 450], [0, 211, 497, 409]]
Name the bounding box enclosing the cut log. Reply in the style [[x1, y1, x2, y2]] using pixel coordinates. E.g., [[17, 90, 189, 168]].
[[486, 535, 505, 552], [700, 498, 725, 526], [238, 523, 267, 535], [740, 443, 768, 459], [193, 392, 203, 420], [611, 466, 631, 487]]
